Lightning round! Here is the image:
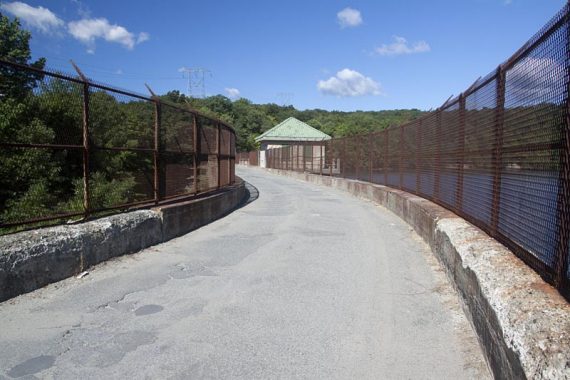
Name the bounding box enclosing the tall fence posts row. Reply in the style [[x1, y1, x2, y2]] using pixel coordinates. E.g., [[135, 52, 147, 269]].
[[193, 114, 199, 195], [70, 61, 91, 220], [490, 65, 506, 236], [456, 93, 466, 213], [145, 83, 162, 205], [554, 13, 570, 290]]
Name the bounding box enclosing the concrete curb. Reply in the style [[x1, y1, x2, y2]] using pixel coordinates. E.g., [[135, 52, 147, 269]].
[[266, 168, 570, 380], [0, 182, 247, 302]]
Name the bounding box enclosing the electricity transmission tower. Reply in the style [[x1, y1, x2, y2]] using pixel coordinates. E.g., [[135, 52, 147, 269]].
[[178, 67, 212, 98]]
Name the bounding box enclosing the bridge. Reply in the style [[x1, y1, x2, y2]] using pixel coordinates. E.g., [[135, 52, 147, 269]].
[[0, 166, 490, 379], [2, 3, 570, 380]]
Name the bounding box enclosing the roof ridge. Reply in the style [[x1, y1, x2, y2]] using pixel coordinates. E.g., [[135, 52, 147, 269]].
[[255, 117, 331, 142]]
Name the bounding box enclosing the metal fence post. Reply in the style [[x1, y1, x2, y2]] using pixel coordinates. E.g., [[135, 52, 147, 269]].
[[71, 61, 91, 219], [457, 94, 466, 212], [490, 65, 506, 235], [554, 17, 570, 290], [216, 123, 221, 189], [416, 119, 422, 194], [320, 144, 324, 176], [369, 134, 373, 183], [302, 144, 306, 172], [82, 80, 90, 218], [153, 99, 161, 203], [399, 125, 404, 189], [329, 140, 333, 177], [384, 129, 388, 185], [193, 114, 200, 195], [434, 111, 442, 201], [311, 145, 314, 173], [340, 137, 346, 178]]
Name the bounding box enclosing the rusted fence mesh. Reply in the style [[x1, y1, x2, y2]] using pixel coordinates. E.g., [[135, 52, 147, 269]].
[[241, 4, 570, 300], [0, 60, 236, 232]]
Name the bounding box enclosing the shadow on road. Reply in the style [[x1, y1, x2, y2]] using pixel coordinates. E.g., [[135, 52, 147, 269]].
[[240, 180, 260, 208]]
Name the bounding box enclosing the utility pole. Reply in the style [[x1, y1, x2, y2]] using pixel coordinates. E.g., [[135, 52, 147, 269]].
[[178, 67, 211, 98]]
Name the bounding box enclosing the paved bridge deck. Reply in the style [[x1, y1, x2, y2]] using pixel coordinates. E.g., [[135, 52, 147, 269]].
[[0, 166, 490, 379]]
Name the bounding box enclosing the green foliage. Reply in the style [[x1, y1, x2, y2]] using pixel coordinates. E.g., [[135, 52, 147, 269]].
[[164, 91, 424, 152], [0, 11, 45, 99], [0, 12, 424, 229]]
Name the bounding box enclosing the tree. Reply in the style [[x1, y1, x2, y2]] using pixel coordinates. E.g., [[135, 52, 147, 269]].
[[0, 12, 45, 99]]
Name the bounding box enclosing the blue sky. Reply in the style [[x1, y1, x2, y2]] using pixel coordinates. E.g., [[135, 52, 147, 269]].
[[0, 0, 566, 111]]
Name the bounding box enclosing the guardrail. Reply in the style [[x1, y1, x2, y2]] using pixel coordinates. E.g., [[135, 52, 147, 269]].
[[0, 59, 236, 231], [241, 3, 570, 301]]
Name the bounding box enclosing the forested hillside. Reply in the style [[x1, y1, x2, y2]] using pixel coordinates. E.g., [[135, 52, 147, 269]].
[[0, 12, 423, 227], [163, 91, 424, 152]]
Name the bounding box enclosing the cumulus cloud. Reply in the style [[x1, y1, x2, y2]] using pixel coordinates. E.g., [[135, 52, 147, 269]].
[[337, 7, 362, 28], [317, 69, 382, 97], [375, 36, 430, 56], [0, 1, 64, 33], [225, 88, 241, 99], [68, 18, 149, 52]]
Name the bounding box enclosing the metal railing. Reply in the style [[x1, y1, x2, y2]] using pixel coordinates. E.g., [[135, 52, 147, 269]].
[[0, 59, 236, 231], [242, 4, 570, 301]]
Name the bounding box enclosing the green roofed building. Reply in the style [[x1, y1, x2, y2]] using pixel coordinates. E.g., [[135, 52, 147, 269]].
[[255, 117, 331, 168]]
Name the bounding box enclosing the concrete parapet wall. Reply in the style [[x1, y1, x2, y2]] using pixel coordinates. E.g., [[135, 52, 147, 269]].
[[0, 182, 247, 302], [267, 168, 570, 380]]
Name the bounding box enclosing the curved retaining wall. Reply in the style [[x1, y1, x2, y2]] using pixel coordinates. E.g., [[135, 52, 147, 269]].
[[0, 182, 247, 302], [267, 168, 570, 380]]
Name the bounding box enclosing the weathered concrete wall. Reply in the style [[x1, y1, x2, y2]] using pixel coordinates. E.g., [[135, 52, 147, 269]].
[[266, 168, 570, 380], [0, 183, 247, 302]]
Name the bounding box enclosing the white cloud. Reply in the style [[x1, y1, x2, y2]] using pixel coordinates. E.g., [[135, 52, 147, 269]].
[[137, 32, 150, 44], [504, 0, 513, 5], [0, 1, 64, 33], [225, 88, 241, 99], [337, 7, 362, 28], [317, 68, 382, 97], [375, 36, 430, 56], [68, 18, 149, 52]]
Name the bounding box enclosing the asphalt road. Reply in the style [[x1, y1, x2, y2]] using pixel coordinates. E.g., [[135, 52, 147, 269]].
[[0, 166, 490, 379]]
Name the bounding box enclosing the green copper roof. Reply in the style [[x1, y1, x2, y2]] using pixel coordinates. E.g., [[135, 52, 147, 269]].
[[255, 117, 331, 142]]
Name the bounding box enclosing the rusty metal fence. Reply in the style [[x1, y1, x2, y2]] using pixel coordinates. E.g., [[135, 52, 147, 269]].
[[237, 151, 259, 166], [0, 59, 236, 231], [248, 4, 570, 300]]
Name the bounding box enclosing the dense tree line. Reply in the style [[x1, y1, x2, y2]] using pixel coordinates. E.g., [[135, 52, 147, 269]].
[[163, 91, 423, 152], [0, 13, 423, 227]]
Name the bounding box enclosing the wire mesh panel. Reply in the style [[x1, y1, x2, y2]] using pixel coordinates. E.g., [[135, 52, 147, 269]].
[[88, 88, 154, 150], [253, 3, 570, 300], [498, 16, 567, 270], [88, 86, 155, 210], [0, 63, 86, 228], [1, 59, 236, 232], [89, 149, 154, 209], [161, 103, 194, 153], [439, 100, 462, 210], [418, 113, 438, 198], [0, 146, 84, 226], [401, 121, 418, 192], [463, 76, 498, 227], [386, 128, 400, 187]]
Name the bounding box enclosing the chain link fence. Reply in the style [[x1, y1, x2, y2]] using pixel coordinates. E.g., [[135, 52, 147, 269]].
[[0, 60, 236, 232], [240, 4, 570, 301]]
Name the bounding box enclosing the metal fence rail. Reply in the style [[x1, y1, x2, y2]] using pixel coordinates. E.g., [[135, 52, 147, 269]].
[[243, 4, 570, 301], [0, 59, 236, 231]]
